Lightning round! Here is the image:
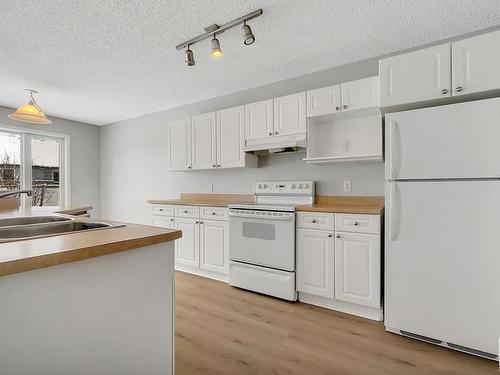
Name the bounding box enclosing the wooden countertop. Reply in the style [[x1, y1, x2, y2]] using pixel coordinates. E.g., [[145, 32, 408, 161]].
[[148, 193, 255, 207], [0, 208, 182, 277], [297, 196, 384, 215]]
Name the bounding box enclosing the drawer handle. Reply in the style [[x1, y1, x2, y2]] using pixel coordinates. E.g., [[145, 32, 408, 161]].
[[311, 219, 317, 223], [456, 86, 464, 92]]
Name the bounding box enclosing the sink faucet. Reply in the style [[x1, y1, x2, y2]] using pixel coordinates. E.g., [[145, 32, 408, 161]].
[[0, 190, 34, 199]]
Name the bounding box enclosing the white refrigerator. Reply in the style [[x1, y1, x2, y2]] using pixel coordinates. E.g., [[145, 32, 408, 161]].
[[385, 97, 500, 360]]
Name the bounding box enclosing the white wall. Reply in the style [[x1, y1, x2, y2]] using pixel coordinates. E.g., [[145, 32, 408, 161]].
[[100, 57, 384, 224], [0, 106, 101, 215]]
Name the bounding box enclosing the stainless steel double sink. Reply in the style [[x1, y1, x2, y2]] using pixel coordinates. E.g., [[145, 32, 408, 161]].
[[0, 215, 124, 243]]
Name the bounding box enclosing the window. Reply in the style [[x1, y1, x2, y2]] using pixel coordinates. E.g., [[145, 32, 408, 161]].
[[0, 128, 68, 208]]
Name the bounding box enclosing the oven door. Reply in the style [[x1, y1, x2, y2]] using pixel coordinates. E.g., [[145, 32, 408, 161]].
[[228, 209, 295, 271]]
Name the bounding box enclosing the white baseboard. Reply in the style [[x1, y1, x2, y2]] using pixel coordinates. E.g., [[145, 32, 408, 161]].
[[299, 292, 383, 321], [175, 264, 228, 283]]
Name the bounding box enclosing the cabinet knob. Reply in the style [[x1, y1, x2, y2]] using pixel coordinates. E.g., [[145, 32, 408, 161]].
[[335, 106, 340, 111], [327, 233, 332, 238], [354, 221, 359, 226], [184, 210, 189, 213], [212, 164, 216, 168], [199, 221, 204, 225], [269, 132, 273, 136], [456, 86, 464, 92], [441, 88, 448, 95], [187, 166, 192, 169], [159, 208, 164, 211], [195, 221, 199, 224], [342, 104, 348, 110], [336, 234, 341, 239], [311, 219, 317, 223], [217, 164, 221, 168], [170, 218, 174, 221], [274, 131, 279, 135], [211, 212, 216, 215]]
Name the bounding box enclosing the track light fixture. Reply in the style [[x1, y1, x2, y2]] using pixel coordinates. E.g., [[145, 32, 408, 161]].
[[211, 34, 222, 57], [242, 21, 255, 45], [175, 9, 263, 66], [185, 45, 195, 66]]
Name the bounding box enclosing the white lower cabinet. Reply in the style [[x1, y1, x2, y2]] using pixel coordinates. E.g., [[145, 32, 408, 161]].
[[174, 217, 199, 268], [200, 220, 228, 274], [152, 204, 229, 281], [296, 229, 334, 298], [334, 232, 380, 308], [296, 211, 382, 321]]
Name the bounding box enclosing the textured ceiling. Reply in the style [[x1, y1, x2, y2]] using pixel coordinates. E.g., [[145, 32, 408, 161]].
[[1, 0, 500, 125]]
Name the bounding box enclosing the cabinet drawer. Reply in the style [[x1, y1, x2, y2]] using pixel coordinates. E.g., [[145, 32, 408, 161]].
[[175, 205, 200, 218], [200, 206, 228, 221], [152, 217, 175, 229], [296, 212, 334, 230], [151, 204, 174, 216], [335, 214, 380, 234]]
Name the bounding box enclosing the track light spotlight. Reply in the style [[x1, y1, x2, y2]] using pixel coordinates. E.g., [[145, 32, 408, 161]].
[[185, 45, 195, 66], [211, 35, 222, 57], [242, 22, 255, 45]]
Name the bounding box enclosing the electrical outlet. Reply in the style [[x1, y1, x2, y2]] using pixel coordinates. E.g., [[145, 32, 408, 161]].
[[208, 183, 214, 192], [344, 180, 352, 192]]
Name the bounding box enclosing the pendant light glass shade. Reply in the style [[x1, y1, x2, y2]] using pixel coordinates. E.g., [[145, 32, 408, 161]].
[[9, 90, 52, 124]]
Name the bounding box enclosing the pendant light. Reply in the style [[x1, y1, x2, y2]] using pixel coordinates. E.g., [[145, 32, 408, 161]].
[[9, 89, 52, 124]]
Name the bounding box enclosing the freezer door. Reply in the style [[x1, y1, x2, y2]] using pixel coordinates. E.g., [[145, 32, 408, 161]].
[[385, 97, 500, 180], [385, 180, 500, 356]]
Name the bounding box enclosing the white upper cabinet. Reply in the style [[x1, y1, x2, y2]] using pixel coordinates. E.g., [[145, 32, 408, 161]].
[[169, 117, 191, 170], [273, 92, 306, 136], [379, 44, 451, 107], [334, 232, 380, 308], [341, 76, 380, 112], [191, 112, 216, 170], [307, 85, 341, 117], [452, 30, 500, 97], [216, 106, 245, 168], [244, 99, 274, 140]]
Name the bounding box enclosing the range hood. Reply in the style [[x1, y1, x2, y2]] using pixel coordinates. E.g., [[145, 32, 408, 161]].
[[244, 134, 307, 155]]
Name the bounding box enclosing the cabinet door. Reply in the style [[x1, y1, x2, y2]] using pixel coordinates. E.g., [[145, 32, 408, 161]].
[[175, 218, 199, 268], [273, 92, 306, 136], [169, 118, 191, 170], [296, 228, 334, 298], [152, 216, 175, 229], [199, 220, 228, 274], [334, 232, 380, 308], [379, 44, 451, 107], [452, 30, 500, 97], [306, 85, 341, 117], [216, 106, 245, 168], [341, 76, 379, 111], [191, 112, 216, 170], [244, 99, 273, 141]]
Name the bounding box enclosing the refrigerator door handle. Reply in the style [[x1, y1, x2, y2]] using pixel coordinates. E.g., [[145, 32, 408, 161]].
[[390, 182, 400, 241], [392, 121, 400, 180]]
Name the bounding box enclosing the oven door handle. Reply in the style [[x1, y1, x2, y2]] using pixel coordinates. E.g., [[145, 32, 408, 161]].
[[228, 212, 295, 221]]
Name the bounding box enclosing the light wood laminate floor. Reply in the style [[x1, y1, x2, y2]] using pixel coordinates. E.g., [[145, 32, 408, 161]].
[[175, 272, 497, 375]]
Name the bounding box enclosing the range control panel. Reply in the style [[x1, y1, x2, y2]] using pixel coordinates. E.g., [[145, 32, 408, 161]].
[[254, 180, 315, 196]]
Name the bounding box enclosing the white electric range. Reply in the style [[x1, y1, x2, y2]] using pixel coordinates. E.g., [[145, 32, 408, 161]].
[[228, 180, 315, 301]]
